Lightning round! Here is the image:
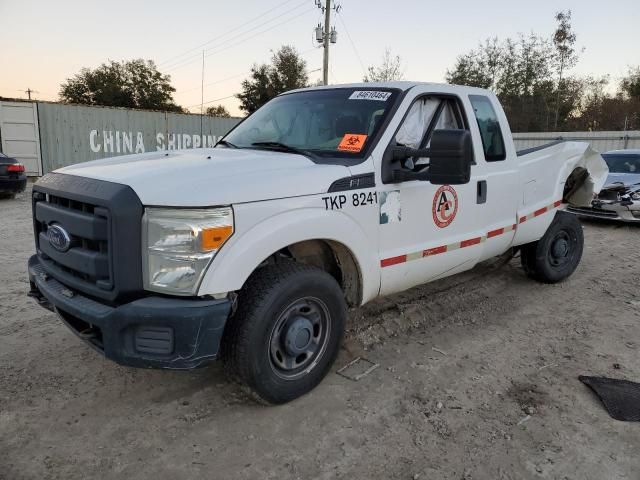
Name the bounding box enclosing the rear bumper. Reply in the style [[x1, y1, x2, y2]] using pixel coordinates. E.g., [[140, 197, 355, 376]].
[[0, 176, 27, 193], [28, 255, 231, 369]]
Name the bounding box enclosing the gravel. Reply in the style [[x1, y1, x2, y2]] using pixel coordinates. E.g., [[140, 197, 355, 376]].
[[1, 186, 639, 479]]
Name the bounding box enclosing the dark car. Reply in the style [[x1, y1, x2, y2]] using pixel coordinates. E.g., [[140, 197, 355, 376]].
[[568, 149, 640, 222], [0, 152, 27, 198]]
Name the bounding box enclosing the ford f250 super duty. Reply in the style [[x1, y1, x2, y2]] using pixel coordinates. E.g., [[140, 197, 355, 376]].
[[27, 82, 608, 404]]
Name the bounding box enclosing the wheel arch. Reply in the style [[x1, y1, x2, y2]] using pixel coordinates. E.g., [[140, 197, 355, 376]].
[[197, 209, 379, 306]]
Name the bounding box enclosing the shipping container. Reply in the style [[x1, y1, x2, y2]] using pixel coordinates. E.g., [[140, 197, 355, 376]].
[[0, 99, 241, 175]]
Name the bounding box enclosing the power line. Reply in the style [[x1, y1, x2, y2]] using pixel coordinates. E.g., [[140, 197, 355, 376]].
[[185, 94, 236, 110], [185, 65, 321, 111], [164, 6, 314, 73], [179, 71, 251, 94], [175, 47, 318, 99], [177, 46, 319, 95], [157, 0, 299, 67], [337, 11, 367, 78], [162, 3, 312, 72], [163, 3, 308, 70]]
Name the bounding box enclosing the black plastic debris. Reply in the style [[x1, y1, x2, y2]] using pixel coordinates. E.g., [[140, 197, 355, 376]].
[[579, 376, 640, 422]]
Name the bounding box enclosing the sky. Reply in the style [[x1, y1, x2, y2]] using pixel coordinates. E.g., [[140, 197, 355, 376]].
[[1, 0, 638, 117]]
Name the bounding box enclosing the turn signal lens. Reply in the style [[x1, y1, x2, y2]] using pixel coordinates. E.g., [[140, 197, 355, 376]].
[[201, 225, 233, 251]]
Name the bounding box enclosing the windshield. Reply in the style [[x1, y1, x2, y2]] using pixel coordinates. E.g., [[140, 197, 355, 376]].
[[603, 154, 640, 174], [222, 88, 400, 158]]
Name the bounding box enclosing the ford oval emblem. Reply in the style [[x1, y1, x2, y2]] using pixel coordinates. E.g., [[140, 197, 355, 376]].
[[47, 224, 71, 252]]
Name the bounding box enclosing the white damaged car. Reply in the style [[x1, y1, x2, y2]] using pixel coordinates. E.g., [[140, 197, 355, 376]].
[[568, 149, 640, 222]]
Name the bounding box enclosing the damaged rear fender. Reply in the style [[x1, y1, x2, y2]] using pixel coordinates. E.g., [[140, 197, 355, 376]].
[[561, 145, 609, 207]]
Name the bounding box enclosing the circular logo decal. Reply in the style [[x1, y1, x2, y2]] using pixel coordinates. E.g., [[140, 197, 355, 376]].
[[432, 185, 458, 228]]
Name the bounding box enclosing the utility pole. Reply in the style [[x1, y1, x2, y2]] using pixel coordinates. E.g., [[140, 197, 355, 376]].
[[24, 88, 38, 100], [200, 50, 205, 138], [322, 0, 331, 86], [314, 0, 339, 85]]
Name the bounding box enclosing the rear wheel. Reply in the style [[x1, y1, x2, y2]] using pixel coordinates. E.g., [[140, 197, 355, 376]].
[[222, 261, 346, 404], [521, 211, 584, 283]]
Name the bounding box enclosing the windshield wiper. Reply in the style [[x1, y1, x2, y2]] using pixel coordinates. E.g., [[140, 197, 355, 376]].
[[251, 142, 316, 159], [216, 139, 238, 148]]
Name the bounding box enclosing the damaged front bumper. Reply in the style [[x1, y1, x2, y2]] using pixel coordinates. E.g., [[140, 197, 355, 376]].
[[567, 188, 640, 223], [28, 255, 231, 369]]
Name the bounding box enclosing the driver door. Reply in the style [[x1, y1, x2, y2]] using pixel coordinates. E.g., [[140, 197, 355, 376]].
[[377, 93, 487, 296]]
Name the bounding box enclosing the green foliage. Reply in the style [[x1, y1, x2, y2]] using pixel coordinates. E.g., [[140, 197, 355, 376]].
[[620, 66, 640, 100], [205, 104, 231, 117], [236, 46, 309, 114], [445, 12, 639, 131], [59, 59, 182, 112], [363, 49, 405, 83]]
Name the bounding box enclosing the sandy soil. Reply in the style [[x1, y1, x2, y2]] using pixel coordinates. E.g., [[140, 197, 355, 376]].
[[1, 186, 639, 480]]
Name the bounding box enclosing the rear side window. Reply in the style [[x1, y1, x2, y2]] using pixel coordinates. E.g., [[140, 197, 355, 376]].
[[469, 95, 506, 161]]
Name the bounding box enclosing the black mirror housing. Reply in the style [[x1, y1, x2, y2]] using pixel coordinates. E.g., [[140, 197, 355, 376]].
[[428, 129, 473, 185]]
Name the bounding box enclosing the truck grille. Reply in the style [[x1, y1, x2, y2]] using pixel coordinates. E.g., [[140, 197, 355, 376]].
[[32, 173, 144, 304], [34, 192, 113, 292]]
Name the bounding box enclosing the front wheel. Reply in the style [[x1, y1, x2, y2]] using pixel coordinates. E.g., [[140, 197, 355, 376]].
[[520, 211, 584, 283], [222, 262, 346, 404]]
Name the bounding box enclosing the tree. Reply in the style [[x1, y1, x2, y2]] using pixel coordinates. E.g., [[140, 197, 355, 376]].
[[445, 13, 591, 131], [363, 49, 405, 82], [446, 33, 559, 131], [620, 66, 640, 100], [60, 59, 182, 111], [552, 10, 580, 129], [205, 104, 230, 117], [446, 38, 502, 90], [236, 46, 308, 114]]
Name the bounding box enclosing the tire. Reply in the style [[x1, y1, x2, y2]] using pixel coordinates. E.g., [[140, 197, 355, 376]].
[[222, 261, 346, 404], [520, 211, 584, 283]]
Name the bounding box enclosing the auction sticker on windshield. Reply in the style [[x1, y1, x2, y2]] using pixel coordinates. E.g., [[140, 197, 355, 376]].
[[338, 134, 368, 152], [348, 91, 392, 101]]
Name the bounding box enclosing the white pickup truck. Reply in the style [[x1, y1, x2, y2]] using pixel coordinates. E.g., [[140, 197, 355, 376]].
[[28, 82, 607, 403]]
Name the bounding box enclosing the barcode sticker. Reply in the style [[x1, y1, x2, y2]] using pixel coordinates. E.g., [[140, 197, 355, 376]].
[[348, 91, 392, 101]]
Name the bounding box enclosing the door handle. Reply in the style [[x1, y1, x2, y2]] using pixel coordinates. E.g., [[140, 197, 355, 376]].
[[477, 180, 487, 204]]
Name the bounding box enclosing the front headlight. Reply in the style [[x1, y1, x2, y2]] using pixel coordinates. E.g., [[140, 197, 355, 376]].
[[142, 207, 234, 295], [631, 191, 640, 201]]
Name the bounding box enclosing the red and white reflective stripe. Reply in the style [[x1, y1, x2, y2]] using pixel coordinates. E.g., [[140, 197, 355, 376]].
[[518, 200, 562, 225], [380, 199, 563, 268]]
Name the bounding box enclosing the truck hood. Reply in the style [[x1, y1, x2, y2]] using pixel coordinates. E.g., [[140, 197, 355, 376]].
[[56, 148, 351, 206]]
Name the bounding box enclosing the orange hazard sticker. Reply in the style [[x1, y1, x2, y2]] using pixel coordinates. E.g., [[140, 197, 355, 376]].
[[432, 185, 458, 228], [337, 134, 368, 153]]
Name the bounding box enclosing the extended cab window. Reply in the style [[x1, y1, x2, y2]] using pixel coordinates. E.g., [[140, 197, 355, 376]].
[[469, 95, 506, 161], [395, 97, 464, 150], [222, 88, 400, 160]]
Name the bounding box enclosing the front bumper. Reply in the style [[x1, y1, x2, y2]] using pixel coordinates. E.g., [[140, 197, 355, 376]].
[[567, 203, 640, 223], [28, 255, 231, 369], [0, 176, 27, 194]]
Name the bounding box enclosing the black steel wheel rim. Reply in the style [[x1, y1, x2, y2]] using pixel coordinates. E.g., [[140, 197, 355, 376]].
[[268, 296, 331, 380], [548, 229, 574, 268]]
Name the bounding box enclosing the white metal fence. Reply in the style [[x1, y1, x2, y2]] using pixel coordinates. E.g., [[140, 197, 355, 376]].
[[513, 131, 640, 153]]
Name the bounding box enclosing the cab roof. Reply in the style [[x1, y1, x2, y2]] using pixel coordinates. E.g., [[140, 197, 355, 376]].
[[287, 81, 492, 95]]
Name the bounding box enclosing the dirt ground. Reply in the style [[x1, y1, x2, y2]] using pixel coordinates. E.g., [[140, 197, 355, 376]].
[[1, 186, 639, 480]]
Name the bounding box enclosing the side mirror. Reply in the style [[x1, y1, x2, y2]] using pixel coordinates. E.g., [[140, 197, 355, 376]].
[[382, 129, 473, 185], [428, 129, 473, 185]]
